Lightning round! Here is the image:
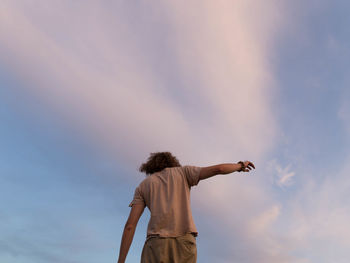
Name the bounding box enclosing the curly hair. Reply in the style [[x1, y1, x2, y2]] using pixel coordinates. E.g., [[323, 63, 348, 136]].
[[139, 152, 181, 175]]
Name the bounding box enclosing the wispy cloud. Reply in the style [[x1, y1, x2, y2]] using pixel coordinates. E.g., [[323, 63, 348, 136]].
[[0, 0, 281, 164], [276, 158, 350, 262], [268, 160, 296, 188]]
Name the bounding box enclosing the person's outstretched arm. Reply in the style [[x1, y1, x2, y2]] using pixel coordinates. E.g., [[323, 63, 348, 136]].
[[117, 203, 145, 263], [199, 161, 255, 181]]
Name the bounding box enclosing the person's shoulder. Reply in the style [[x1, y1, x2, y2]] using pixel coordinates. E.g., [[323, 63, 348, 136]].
[[165, 166, 199, 177], [164, 166, 184, 174], [179, 165, 201, 172]]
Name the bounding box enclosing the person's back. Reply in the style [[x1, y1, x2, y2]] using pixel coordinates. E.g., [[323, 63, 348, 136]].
[[117, 152, 255, 263], [130, 166, 201, 239]]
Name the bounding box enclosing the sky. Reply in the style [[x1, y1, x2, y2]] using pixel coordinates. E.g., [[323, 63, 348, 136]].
[[1, 1, 350, 262]]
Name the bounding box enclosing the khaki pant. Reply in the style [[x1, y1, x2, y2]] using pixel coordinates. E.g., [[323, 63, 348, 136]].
[[141, 233, 197, 263]]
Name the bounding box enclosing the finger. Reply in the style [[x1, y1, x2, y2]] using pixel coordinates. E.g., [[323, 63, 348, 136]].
[[249, 162, 255, 169]]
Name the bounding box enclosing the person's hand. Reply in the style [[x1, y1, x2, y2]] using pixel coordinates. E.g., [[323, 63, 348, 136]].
[[241, 161, 255, 172]]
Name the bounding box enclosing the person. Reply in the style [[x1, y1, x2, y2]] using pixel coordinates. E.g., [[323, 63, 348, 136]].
[[117, 152, 255, 263]]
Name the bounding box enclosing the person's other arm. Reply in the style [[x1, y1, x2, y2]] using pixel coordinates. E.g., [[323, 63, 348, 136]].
[[117, 203, 145, 263], [199, 161, 255, 181]]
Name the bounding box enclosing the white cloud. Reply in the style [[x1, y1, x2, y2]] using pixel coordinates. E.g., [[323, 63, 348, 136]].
[[276, 164, 296, 188], [267, 159, 296, 188], [249, 205, 281, 233], [275, 158, 350, 263]]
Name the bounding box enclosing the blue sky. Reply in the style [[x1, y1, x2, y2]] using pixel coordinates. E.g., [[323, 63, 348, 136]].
[[1, 1, 350, 262]]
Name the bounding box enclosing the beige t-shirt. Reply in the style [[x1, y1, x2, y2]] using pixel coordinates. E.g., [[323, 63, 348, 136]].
[[129, 166, 201, 238]]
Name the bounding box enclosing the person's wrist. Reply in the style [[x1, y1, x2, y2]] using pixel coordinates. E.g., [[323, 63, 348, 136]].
[[237, 161, 244, 172]]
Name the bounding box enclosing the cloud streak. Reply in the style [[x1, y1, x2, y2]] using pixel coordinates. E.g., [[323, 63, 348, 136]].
[[0, 0, 280, 163]]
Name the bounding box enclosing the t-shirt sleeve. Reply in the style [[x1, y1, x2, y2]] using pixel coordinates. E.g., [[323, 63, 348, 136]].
[[182, 165, 201, 187], [128, 186, 145, 207]]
